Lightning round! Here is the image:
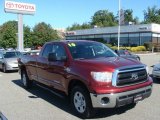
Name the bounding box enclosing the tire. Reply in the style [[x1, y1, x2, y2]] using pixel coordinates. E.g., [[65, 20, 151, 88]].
[[70, 86, 94, 119], [21, 70, 32, 89], [2, 64, 7, 73]]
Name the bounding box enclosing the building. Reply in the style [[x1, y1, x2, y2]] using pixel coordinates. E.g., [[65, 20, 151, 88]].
[[55, 28, 66, 40], [65, 23, 160, 47]]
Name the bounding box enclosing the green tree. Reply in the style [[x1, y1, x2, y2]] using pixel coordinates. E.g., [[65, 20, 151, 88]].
[[0, 21, 18, 49], [91, 10, 117, 27], [67, 23, 82, 31], [124, 9, 134, 22], [67, 22, 91, 31], [143, 6, 160, 24], [32, 22, 60, 46], [24, 26, 32, 47], [119, 9, 139, 24]]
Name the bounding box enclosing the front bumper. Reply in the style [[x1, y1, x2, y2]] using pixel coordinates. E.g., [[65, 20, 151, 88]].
[[6, 64, 18, 71], [90, 85, 152, 108]]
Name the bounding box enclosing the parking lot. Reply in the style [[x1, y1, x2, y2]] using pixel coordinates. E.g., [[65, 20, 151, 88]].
[[0, 53, 160, 120]]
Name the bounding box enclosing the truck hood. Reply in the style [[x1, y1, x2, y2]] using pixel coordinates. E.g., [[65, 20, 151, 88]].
[[74, 57, 142, 72]]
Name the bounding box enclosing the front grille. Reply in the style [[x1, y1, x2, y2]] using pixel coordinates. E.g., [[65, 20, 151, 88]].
[[114, 66, 148, 87]]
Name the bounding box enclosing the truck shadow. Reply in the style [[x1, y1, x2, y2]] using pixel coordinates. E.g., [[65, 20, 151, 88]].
[[12, 79, 137, 119]]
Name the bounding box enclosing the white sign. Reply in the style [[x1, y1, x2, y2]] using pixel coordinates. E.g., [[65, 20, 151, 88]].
[[5, 1, 36, 15]]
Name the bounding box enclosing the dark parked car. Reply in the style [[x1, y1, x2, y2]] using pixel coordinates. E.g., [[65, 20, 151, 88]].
[[115, 49, 140, 61]]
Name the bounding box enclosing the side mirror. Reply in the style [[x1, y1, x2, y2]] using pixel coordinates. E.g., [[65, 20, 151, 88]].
[[48, 53, 67, 62], [114, 50, 119, 56]]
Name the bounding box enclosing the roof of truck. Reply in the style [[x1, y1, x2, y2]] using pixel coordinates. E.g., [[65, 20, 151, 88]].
[[47, 40, 98, 44]]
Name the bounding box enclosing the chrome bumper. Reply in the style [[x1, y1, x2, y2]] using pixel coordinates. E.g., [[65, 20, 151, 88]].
[[90, 85, 152, 108]]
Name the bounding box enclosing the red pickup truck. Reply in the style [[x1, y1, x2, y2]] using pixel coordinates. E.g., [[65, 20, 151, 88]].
[[18, 40, 152, 118]]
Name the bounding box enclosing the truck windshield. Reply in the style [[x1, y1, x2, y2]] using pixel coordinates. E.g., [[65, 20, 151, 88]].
[[68, 42, 117, 59]]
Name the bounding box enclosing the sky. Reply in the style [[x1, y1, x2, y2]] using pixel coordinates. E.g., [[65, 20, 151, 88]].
[[0, 0, 160, 29]]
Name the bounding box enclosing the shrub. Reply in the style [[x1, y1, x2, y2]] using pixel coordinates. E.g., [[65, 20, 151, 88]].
[[143, 42, 154, 51], [105, 43, 112, 48], [111, 46, 117, 50], [109, 45, 146, 52]]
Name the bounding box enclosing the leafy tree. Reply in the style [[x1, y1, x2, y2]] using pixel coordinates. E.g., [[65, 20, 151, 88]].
[[133, 17, 140, 24], [67, 22, 91, 31], [32, 22, 60, 46], [91, 10, 117, 27], [67, 23, 82, 31], [24, 26, 32, 47], [143, 6, 160, 24], [124, 9, 134, 22], [0, 21, 18, 48], [81, 23, 91, 29], [118, 9, 139, 25]]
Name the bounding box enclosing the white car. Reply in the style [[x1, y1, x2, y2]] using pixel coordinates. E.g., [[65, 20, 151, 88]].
[[152, 63, 160, 80]]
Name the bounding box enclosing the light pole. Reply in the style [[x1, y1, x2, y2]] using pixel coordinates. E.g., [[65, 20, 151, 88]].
[[17, 14, 24, 52], [118, 0, 121, 50]]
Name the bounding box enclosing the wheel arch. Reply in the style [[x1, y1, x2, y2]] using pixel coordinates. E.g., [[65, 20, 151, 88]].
[[68, 79, 90, 96]]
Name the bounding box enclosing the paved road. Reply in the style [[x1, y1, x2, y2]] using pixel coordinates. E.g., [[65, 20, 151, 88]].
[[0, 53, 160, 120]]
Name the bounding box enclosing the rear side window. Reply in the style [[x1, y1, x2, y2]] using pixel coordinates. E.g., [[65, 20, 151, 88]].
[[42, 44, 53, 58]]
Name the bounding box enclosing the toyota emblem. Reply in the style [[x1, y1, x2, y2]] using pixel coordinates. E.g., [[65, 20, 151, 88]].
[[131, 73, 138, 80]]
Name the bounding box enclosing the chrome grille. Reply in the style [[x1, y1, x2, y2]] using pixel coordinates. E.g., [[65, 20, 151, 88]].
[[112, 65, 148, 87]]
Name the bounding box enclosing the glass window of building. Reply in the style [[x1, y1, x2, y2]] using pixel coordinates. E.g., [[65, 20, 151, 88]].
[[140, 33, 152, 45], [103, 34, 110, 43], [120, 34, 129, 46], [129, 33, 140, 46], [110, 34, 118, 46]]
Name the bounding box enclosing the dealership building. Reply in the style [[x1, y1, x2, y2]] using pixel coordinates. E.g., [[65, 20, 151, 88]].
[[65, 23, 160, 46]]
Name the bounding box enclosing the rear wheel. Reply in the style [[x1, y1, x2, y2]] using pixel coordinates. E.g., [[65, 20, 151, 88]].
[[70, 86, 94, 119], [21, 70, 32, 89]]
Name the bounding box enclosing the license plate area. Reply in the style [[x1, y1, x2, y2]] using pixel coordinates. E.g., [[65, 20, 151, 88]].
[[134, 94, 143, 103]]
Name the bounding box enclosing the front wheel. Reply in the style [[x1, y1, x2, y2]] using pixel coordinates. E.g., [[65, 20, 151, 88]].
[[70, 86, 94, 119], [21, 70, 32, 89]]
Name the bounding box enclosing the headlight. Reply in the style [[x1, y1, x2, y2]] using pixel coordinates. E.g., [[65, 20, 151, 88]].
[[91, 72, 112, 82]]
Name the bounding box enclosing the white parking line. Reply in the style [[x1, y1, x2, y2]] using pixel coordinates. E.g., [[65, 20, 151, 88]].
[[0, 74, 2, 77]]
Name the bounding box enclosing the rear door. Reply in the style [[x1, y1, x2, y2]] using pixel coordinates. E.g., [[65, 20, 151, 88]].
[[36, 43, 53, 86]]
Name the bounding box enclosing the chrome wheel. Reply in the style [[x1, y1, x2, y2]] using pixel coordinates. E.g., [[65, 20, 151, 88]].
[[74, 91, 86, 113]]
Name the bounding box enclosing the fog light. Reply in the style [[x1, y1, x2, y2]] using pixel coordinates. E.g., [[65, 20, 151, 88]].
[[101, 97, 109, 105]]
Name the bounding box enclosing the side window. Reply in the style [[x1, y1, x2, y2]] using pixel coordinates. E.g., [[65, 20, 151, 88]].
[[42, 44, 53, 58], [53, 44, 66, 59]]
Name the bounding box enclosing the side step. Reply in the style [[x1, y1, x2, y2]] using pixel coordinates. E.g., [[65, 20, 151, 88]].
[[36, 84, 66, 99]]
